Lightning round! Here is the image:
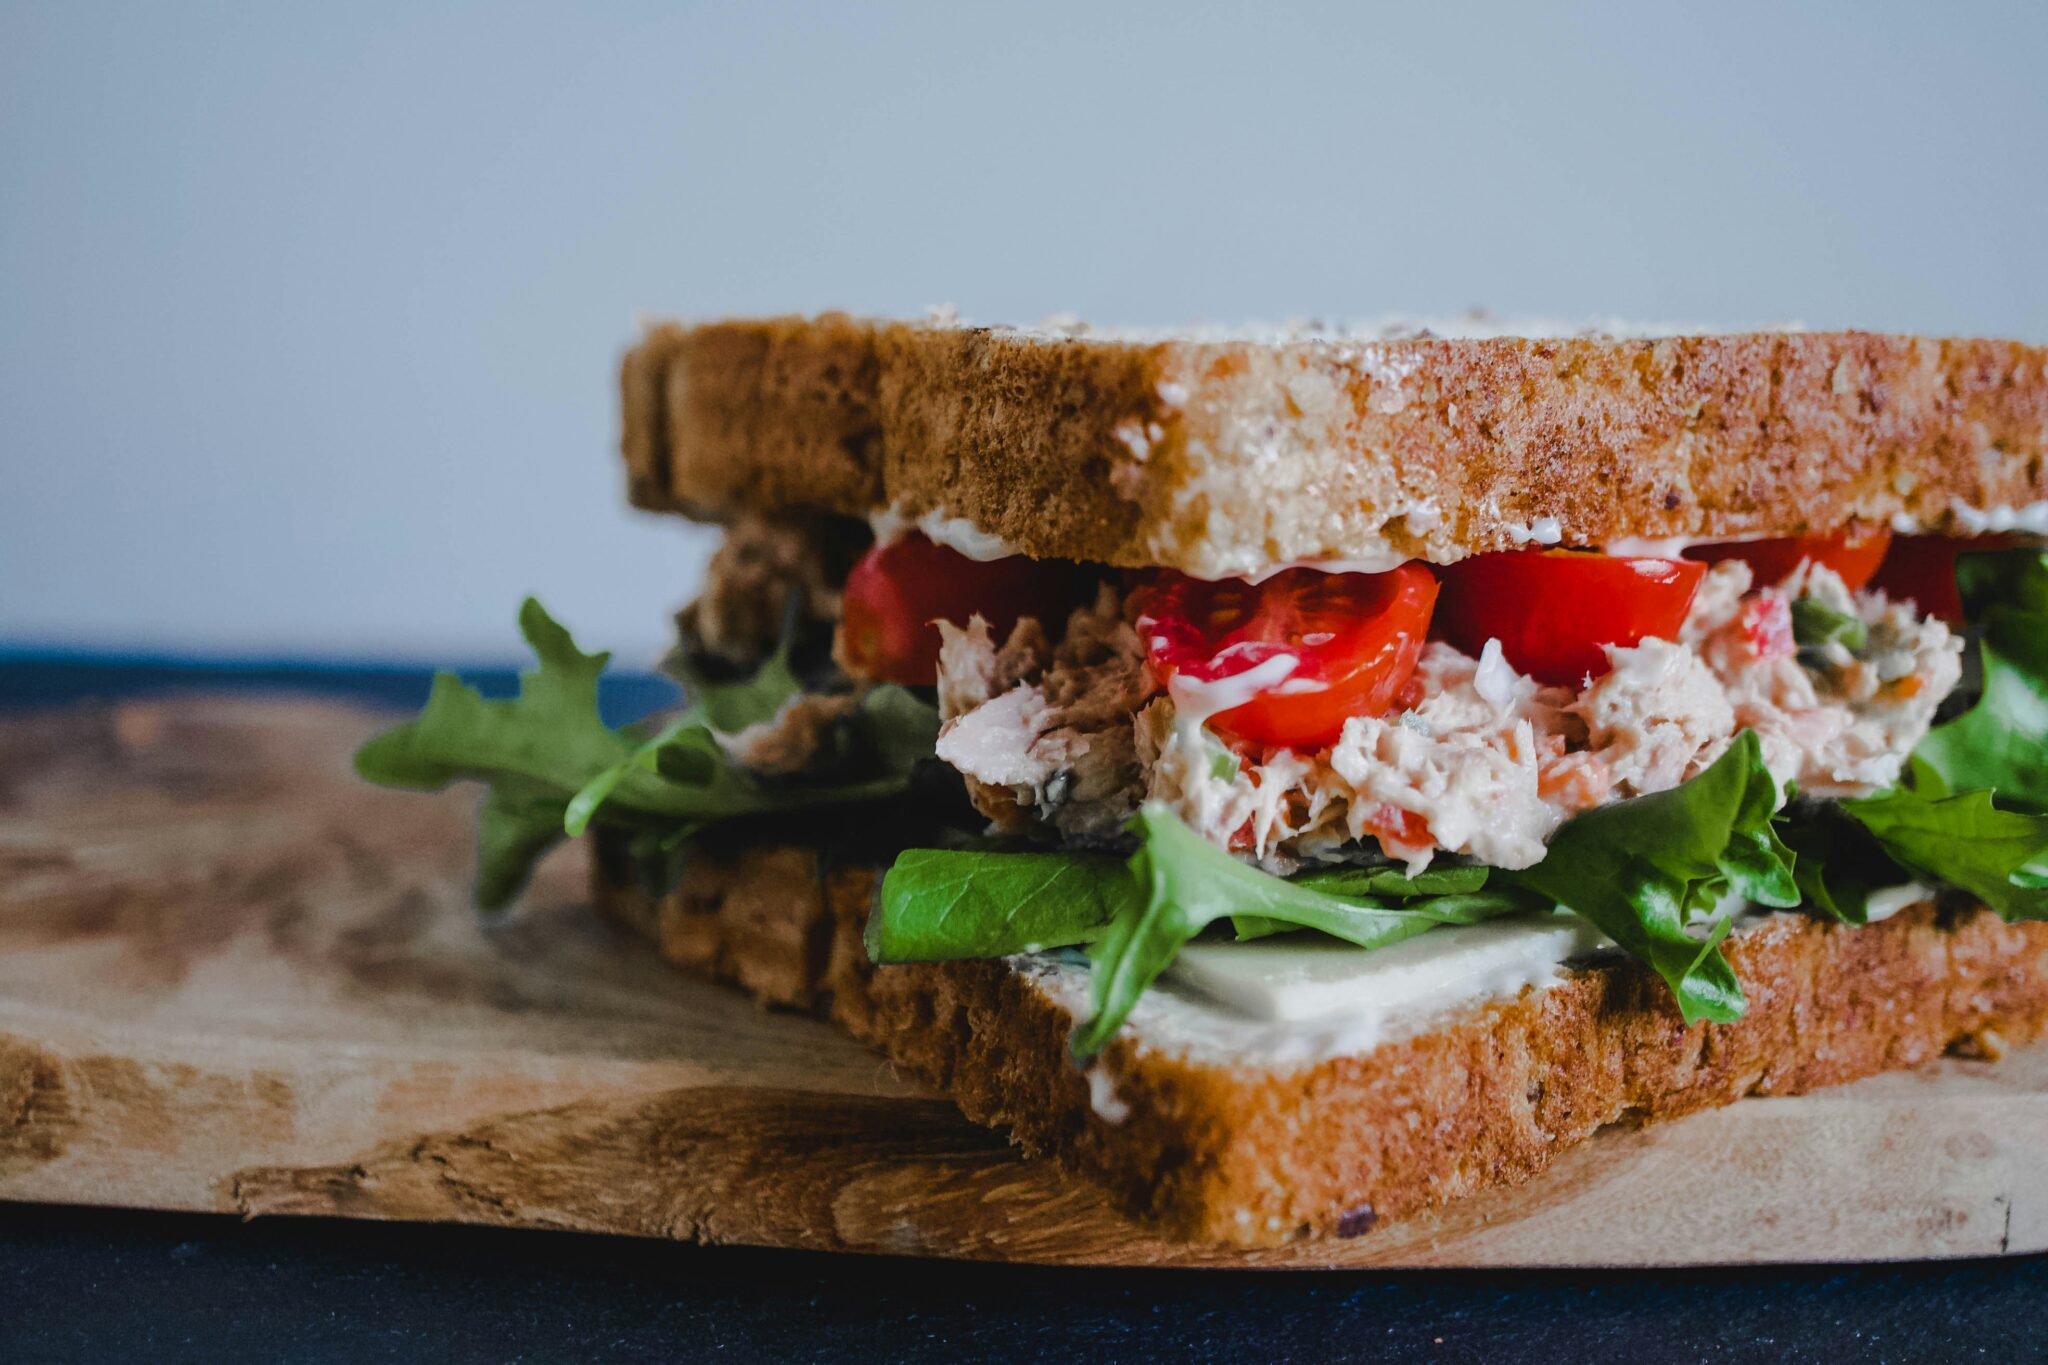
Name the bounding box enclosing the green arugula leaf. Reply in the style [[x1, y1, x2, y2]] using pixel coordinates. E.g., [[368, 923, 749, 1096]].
[[860, 684, 949, 776], [1225, 890, 1539, 945], [355, 598, 635, 796], [1290, 863, 1494, 899], [1071, 806, 1533, 1059], [356, 598, 940, 910], [1957, 544, 2048, 618], [1234, 863, 1535, 940], [1916, 549, 2048, 807], [1843, 759, 2048, 922], [1776, 802, 1907, 927], [565, 683, 938, 834], [670, 642, 805, 734], [1506, 731, 1797, 1025], [866, 809, 1539, 1061], [474, 787, 573, 912], [868, 848, 1140, 963]]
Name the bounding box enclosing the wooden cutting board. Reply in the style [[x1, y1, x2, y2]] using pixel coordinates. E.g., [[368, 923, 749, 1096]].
[[0, 695, 2040, 1267]]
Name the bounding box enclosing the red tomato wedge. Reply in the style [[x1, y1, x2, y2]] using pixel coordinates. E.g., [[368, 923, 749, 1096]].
[[1125, 565, 1438, 751], [1435, 550, 1706, 687], [1869, 534, 2022, 625], [1685, 527, 1891, 591], [838, 532, 1093, 686]]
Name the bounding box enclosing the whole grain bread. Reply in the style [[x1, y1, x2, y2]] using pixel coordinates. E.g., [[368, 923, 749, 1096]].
[[622, 315, 2048, 577], [592, 836, 2048, 1247]]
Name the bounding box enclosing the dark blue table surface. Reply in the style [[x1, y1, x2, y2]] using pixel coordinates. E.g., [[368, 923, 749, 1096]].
[[2, 650, 2042, 1365]]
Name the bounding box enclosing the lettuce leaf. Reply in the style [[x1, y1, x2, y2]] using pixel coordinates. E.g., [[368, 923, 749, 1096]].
[[868, 847, 1139, 963], [1843, 760, 2048, 923], [865, 810, 1539, 1061], [1913, 549, 2048, 807], [355, 597, 937, 909], [1775, 802, 1907, 927], [1072, 806, 1534, 1059], [1505, 730, 1797, 1025], [356, 599, 637, 800], [1231, 862, 1534, 941]]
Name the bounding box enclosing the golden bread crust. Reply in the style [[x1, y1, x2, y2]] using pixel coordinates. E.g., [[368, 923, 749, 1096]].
[[624, 316, 2048, 575], [592, 838, 2048, 1246]]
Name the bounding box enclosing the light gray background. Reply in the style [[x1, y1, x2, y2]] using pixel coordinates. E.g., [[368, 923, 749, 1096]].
[[6, 2, 2045, 663]]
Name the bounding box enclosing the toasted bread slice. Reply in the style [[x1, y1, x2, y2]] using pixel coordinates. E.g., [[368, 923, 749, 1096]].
[[591, 837, 2048, 1246], [621, 315, 2048, 577]]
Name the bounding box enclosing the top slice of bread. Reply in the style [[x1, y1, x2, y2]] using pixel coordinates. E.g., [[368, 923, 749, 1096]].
[[621, 313, 2048, 576]]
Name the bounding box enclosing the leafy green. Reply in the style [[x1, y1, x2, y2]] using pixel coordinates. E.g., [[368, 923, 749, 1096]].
[[357, 599, 636, 798], [859, 685, 951, 776], [355, 597, 938, 909], [868, 848, 1139, 963], [669, 644, 804, 734], [1290, 863, 1494, 899], [1071, 805, 1533, 1059], [1776, 803, 1903, 927], [1915, 549, 2048, 807], [1506, 731, 1798, 1025], [1843, 760, 2048, 923], [865, 809, 1540, 1061], [1235, 863, 1537, 940], [872, 732, 1805, 1055], [474, 788, 576, 913], [1958, 543, 2048, 617]]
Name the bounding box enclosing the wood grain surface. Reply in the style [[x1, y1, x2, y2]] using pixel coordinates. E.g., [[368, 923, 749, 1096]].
[[0, 696, 2040, 1267]]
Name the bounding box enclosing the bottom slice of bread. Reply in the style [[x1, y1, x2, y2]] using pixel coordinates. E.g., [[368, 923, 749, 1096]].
[[591, 836, 2048, 1246]]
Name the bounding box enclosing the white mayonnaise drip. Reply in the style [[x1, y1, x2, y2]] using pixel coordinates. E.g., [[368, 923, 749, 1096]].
[[1471, 638, 1518, 710], [873, 499, 2047, 583], [1192, 551, 1414, 582], [1951, 499, 2048, 536], [1085, 1066, 1131, 1124], [867, 505, 1019, 561], [1165, 653, 1301, 729], [1505, 516, 1565, 546]]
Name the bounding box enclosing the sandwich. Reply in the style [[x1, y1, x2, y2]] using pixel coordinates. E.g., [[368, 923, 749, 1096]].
[[358, 313, 2048, 1246]]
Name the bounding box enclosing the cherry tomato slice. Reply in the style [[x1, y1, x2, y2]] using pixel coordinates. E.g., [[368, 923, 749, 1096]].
[[1126, 564, 1438, 751], [838, 532, 1093, 686], [1435, 550, 1706, 687], [1868, 534, 2023, 625], [1685, 527, 1892, 592]]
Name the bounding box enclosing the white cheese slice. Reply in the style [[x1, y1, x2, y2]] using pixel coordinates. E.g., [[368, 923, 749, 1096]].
[[1167, 913, 1616, 1025]]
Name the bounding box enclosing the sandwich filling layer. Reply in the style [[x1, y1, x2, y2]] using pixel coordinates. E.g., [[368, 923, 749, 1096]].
[[932, 561, 1957, 874], [1039, 880, 1941, 1076], [355, 502, 2048, 1066]]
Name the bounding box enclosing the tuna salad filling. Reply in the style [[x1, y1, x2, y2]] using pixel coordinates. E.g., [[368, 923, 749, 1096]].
[[933, 561, 1960, 874]]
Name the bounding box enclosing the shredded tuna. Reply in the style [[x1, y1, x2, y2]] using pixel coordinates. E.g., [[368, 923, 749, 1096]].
[[932, 560, 1964, 871], [1690, 562, 1961, 795], [679, 513, 862, 667], [1573, 638, 1736, 794], [725, 692, 861, 776], [934, 585, 1155, 842]]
